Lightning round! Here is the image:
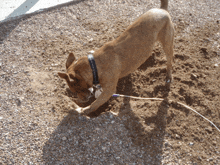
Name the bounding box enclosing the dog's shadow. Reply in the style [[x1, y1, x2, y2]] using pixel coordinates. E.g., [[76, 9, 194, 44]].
[[118, 96, 169, 163], [42, 100, 169, 164], [114, 70, 169, 163]]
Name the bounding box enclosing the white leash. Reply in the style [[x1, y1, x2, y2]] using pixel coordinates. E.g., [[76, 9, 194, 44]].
[[112, 94, 220, 133]]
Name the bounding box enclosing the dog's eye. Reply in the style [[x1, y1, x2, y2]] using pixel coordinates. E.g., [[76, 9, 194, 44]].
[[69, 73, 75, 79]]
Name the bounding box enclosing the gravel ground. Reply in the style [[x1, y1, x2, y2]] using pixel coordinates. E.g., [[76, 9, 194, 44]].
[[0, 0, 220, 164]]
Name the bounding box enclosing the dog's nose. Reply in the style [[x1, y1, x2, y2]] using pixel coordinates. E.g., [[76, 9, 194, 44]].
[[77, 93, 91, 103], [77, 97, 89, 103]]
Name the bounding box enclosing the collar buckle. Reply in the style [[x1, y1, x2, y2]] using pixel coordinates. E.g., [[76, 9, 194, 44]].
[[88, 84, 103, 99]]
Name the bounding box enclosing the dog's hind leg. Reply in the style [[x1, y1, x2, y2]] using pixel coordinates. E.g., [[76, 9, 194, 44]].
[[158, 21, 174, 85]]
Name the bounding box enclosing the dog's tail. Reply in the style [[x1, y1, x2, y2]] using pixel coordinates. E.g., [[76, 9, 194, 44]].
[[160, 0, 168, 10]]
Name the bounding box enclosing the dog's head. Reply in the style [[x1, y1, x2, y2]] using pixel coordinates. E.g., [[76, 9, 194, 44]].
[[58, 53, 91, 102]]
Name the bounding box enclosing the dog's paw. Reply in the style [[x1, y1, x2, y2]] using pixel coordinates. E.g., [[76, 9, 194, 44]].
[[73, 106, 91, 115], [75, 107, 83, 113], [165, 75, 173, 84], [81, 106, 92, 115], [166, 79, 171, 83]]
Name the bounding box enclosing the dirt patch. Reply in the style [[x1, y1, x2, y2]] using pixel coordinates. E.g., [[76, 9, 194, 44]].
[[0, 0, 220, 164]]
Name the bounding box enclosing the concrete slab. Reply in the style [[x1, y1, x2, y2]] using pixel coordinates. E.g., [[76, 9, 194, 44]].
[[0, 0, 73, 22]]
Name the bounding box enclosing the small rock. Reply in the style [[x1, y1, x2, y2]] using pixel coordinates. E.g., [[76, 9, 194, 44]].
[[205, 126, 212, 133], [207, 158, 213, 161], [51, 107, 55, 113], [62, 137, 67, 141], [175, 134, 180, 139], [189, 142, 194, 146], [0, 116, 3, 120], [213, 141, 217, 146], [164, 142, 170, 147], [72, 15, 77, 19], [200, 47, 207, 52], [15, 98, 21, 106], [191, 73, 198, 80], [214, 63, 219, 67]]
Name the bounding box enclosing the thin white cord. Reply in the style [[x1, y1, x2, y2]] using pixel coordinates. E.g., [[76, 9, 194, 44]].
[[113, 94, 220, 133]]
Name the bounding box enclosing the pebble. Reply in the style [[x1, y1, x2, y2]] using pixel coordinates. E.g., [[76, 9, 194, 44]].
[[62, 137, 67, 141], [205, 126, 212, 133], [0, 116, 3, 120], [15, 98, 21, 106], [164, 142, 170, 147], [189, 142, 194, 146], [207, 158, 213, 161], [175, 134, 180, 139], [89, 38, 93, 42], [191, 73, 198, 80], [214, 63, 219, 67], [72, 15, 77, 19]]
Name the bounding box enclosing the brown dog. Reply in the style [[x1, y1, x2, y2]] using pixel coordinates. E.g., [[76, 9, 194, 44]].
[[58, 0, 174, 115]]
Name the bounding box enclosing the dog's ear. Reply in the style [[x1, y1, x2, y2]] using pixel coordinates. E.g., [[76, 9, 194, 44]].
[[58, 72, 70, 82], [66, 53, 76, 69]]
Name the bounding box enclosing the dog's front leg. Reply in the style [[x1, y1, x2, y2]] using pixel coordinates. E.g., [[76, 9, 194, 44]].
[[80, 85, 117, 115], [71, 101, 83, 113]]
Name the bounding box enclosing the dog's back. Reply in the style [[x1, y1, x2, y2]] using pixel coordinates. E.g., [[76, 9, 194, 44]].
[[97, 0, 173, 78]]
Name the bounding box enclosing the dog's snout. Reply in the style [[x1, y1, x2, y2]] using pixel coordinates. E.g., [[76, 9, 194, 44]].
[[76, 92, 91, 103]]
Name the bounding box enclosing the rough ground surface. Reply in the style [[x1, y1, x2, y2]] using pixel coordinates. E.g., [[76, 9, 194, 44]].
[[0, 0, 220, 164]]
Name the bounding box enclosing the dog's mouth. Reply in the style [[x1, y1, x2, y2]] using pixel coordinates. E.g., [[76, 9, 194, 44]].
[[74, 92, 93, 103], [76, 97, 89, 103]]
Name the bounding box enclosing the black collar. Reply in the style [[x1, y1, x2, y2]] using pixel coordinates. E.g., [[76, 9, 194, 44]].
[[87, 54, 99, 85]]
